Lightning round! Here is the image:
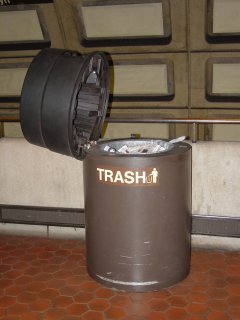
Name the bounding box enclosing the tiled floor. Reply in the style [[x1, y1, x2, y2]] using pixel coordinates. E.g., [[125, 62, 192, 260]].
[[0, 235, 239, 320]]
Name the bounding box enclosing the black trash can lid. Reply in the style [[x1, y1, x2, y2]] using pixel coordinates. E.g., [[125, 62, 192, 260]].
[[20, 48, 109, 160]]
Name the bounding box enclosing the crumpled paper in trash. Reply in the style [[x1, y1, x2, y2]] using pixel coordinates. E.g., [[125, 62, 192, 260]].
[[103, 136, 186, 154]]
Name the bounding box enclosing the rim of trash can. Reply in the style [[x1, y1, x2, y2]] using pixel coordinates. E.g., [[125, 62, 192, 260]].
[[86, 138, 191, 158]]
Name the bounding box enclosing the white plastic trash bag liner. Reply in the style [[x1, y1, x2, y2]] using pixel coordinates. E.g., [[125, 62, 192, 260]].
[[102, 136, 186, 154]]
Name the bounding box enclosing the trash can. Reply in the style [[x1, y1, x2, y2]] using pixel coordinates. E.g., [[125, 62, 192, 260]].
[[20, 48, 192, 292], [84, 138, 191, 291]]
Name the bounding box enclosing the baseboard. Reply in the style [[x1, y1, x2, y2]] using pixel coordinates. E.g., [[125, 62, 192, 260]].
[[0, 204, 240, 237], [0, 205, 84, 227]]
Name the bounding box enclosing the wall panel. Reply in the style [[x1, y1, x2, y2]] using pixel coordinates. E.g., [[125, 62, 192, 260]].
[[0, 58, 32, 110], [206, 58, 240, 101], [77, 0, 171, 46], [109, 53, 188, 108], [190, 0, 240, 51], [0, 3, 64, 57], [54, 0, 187, 54], [0, 64, 28, 101], [106, 109, 189, 139], [3, 122, 23, 138], [191, 52, 240, 109], [190, 109, 240, 142]]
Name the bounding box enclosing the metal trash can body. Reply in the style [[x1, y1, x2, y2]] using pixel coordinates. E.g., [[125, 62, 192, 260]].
[[84, 139, 191, 292], [20, 48, 192, 292]]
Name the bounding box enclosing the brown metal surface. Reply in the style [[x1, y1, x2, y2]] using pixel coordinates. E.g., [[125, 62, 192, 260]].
[[83, 140, 192, 292]]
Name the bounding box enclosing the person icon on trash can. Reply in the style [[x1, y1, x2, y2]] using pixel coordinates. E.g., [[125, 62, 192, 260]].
[[146, 168, 158, 184]]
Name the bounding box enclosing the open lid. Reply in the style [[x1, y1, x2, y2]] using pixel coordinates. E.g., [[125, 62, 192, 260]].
[[20, 48, 109, 160]]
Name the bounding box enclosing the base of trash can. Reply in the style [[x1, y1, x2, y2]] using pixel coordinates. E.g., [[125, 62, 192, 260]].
[[84, 139, 192, 292], [87, 266, 190, 292]]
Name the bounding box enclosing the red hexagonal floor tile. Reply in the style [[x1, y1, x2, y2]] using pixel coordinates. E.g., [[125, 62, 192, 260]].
[[53, 296, 74, 308], [67, 303, 88, 316], [88, 298, 110, 311], [148, 298, 169, 312], [81, 310, 105, 320], [167, 295, 188, 307], [0, 296, 16, 308], [166, 307, 188, 320], [110, 295, 131, 308], [207, 311, 231, 320], [30, 298, 52, 312], [7, 303, 30, 316], [104, 306, 126, 319], [18, 292, 38, 304], [43, 308, 67, 320], [95, 288, 115, 299]]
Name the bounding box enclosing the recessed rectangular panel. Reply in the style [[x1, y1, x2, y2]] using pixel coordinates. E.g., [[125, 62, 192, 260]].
[[212, 64, 240, 94], [213, 0, 240, 33], [82, 3, 164, 37], [0, 5, 50, 50], [110, 60, 174, 101], [0, 11, 43, 41], [113, 65, 168, 95], [3, 122, 23, 138], [212, 124, 240, 142], [102, 123, 169, 139], [206, 58, 240, 101], [0, 64, 28, 101], [207, 0, 240, 42], [77, 0, 171, 46]]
